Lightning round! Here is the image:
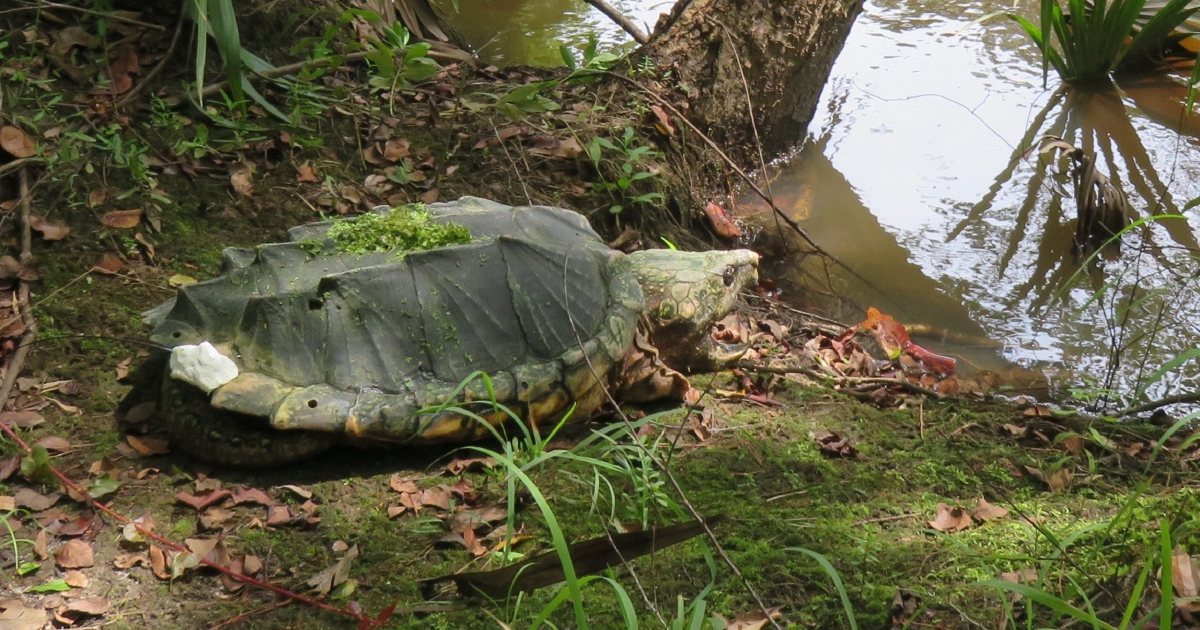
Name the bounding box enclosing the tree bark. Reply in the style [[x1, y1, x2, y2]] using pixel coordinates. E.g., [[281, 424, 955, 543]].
[[640, 0, 862, 168]]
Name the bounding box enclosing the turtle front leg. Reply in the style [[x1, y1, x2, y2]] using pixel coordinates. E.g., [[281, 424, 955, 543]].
[[610, 329, 692, 403], [161, 375, 337, 468]]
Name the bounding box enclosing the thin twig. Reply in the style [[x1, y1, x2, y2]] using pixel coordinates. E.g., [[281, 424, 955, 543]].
[[851, 512, 920, 527], [115, 0, 189, 109], [714, 20, 787, 252], [18, 168, 31, 263], [0, 158, 34, 179], [204, 600, 293, 630], [0, 2, 167, 30], [582, 0, 649, 44], [738, 363, 945, 399], [1118, 392, 1200, 417]]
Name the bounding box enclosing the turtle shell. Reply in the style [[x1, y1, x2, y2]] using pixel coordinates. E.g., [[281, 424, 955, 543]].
[[148, 198, 643, 452]]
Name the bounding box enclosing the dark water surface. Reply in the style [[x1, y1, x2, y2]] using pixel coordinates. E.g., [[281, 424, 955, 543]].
[[442, 0, 1200, 405]]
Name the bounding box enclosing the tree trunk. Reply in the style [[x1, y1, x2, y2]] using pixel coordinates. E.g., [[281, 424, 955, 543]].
[[641, 0, 862, 168]]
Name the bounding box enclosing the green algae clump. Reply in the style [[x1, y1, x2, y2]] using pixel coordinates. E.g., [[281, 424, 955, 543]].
[[327, 204, 471, 255]]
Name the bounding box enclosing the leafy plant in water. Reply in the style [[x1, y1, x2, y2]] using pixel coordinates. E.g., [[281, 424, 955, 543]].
[[988, 0, 1200, 84], [587, 126, 665, 214], [559, 34, 621, 74]]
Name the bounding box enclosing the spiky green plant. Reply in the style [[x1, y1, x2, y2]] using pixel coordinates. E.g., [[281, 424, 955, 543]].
[[990, 0, 1199, 84]]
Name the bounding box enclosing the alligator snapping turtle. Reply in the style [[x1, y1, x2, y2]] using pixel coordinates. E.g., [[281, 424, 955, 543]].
[[126, 197, 758, 467]]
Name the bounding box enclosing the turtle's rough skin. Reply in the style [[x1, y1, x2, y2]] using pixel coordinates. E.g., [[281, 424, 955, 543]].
[[127, 198, 758, 467]]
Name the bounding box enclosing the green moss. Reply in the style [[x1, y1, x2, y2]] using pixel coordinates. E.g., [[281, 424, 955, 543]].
[[297, 238, 323, 257], [326, 205, 471, 256]]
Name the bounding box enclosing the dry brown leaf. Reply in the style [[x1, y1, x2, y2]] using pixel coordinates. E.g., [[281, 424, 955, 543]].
[[34, 529, 48, 560], [0, 600, 49, 630], [1173, 546, 1200, 613], [61, 596, 108, 617], [175, 489, 231, 511], [231, 487, 275, 506], [420, 486, 452, 511], [998, 422, 1027, 436], [720, 607, 783, 630], [93, 253, 124, 275], [1061, 434, 1085, 456], [126, 435, 169, 456], [113, 553, 149, 569], [149, 545, 170, 579], [387, 506, 406, 519], [296, 162, 319, 183], [702, 202, 743, 240], [99, 209, 142, 229], [449, 506, 508, 534], [28, 216, 70, 241], [198, 508, 235, 531], [305, 544, 358, 595], [35, 435, 71, 452], [0, 125, 36, 158], [972, 498, 1009, 522], [497, 126, 523, 141], [279, 484, 312, 499], [0, 455, 18, 481], [444, 457, 496, 475], [813, 429, 858, 458], [104, 43, 139, 94], [929, 503, 972, 533], [383, 137, 410, 161], [0, 411, 43, 429], [15, 487, 59, 511], [87, 188, 107, 207], [650, 105, 675, 137], [228, 162, 254, 197], [266, 505, 294, 527], [54, 539, 95, 568], [389, 476, 419, 494], [0, 496, 12, 511], [134, 232, 154, 260], [63, 570, 89, 588], [1024, 466, 1073, 492]]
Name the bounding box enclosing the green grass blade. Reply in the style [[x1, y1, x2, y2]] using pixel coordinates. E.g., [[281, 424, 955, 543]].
[[977, 580, 1118, 630], [1133, 348, 1200, 402], [785, 547, 859, 630], [191, 0, 210, 106], [1160, 522, 1173, 630], [470, 447, 588, 628], [1119, 553, 1154, 629], [208, 0, 245, 104]]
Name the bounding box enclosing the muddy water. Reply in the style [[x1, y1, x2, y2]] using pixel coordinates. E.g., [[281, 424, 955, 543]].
[[439, 0, 1200, 404], [431, 0, 672, 66], [747, 0, 1200, 402]]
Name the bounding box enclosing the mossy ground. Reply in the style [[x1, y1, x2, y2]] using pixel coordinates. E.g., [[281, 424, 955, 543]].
[[1, 3, 1198, 630]]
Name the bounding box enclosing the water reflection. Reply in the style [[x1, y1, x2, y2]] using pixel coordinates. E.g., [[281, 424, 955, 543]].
[[753, 0, 1200, 403], [430, 0, 672, 66]]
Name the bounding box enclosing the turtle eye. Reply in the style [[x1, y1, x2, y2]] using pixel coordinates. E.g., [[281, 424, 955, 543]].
[[723, 265, 737, 287]]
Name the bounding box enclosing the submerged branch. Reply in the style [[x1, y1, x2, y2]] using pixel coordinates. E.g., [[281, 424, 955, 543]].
[[1118, 392, 1200, 417], [583, 0, 649, 44]]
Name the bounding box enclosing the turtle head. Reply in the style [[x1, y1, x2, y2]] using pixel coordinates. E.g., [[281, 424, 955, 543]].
[[625, 248, 759, 370]]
